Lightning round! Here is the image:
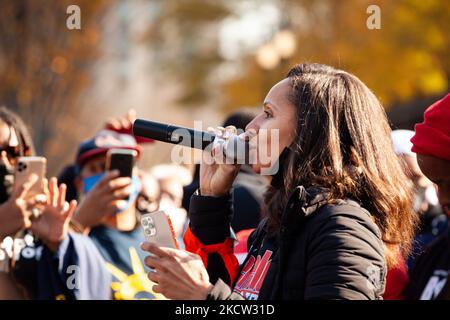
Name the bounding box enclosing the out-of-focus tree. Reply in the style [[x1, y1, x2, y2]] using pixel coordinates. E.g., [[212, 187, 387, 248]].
[[222, 0, 450, 110], [143, 0, 231, 105], [0, 0, 110, 175]]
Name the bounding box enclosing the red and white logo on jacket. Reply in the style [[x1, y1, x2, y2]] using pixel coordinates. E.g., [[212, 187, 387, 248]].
[[233, 250, 273, 300]]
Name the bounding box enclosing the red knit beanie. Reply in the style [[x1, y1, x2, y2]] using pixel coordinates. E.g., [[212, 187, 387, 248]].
[[411, 93, 450, 160]]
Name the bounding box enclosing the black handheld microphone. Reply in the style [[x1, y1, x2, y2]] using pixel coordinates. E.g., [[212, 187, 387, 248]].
[[133, 119, 214, 149], [132, 119, 249, 163]]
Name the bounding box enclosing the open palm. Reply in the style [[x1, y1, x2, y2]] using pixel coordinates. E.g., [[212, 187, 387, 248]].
[[31, 177, 77, 246]]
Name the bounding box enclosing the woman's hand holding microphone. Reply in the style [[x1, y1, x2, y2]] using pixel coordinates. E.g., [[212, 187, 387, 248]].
[[141, 126, 243, 300], [199, 126, 245, 196]]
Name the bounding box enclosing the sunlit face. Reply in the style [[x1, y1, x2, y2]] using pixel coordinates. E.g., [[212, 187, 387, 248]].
[[417, 154, 450, 216], [245, 78, 297, 174], [400, 154, 432, 188]]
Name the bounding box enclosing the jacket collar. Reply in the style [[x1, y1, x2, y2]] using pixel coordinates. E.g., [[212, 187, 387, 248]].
[[286, 185, 330, 216], [279, 185, 330, 239]]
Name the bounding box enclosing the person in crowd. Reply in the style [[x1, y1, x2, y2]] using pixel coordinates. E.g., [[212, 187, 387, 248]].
[[406, 93, 450, 300], [391, 130, 446, 270], [136, 170, 161, 215], [182, 110, 267, 233], [56, 109, 154, 205], [57, 164, 79, 202], [70, 129, 164, 300], [150, 164, 191, 242], [0, 106, 111, 300], [382, 130, 441, 299], [222, 110, 268, 232], [140, 63, 418, 300]]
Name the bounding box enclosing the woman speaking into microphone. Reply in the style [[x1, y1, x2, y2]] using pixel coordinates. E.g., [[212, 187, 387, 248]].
[[141, 63, 417, 300]]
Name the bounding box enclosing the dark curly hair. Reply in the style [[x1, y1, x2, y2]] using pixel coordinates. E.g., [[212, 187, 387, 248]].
[[0, 106, 35, 156]]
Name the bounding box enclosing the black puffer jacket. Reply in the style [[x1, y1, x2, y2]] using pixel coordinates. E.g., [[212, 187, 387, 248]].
[[187, 186, 387, 300]]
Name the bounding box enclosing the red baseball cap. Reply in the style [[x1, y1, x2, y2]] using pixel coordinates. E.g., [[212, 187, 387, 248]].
[[76, 130, 142, 168]]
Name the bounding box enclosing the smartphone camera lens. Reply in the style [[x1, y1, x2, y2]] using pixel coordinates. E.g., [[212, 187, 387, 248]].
[[17, 162, 27, 172]]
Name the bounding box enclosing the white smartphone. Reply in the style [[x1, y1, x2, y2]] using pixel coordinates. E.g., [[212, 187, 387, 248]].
[[141, 211, 179, 249], [14, 157, 46, 201]]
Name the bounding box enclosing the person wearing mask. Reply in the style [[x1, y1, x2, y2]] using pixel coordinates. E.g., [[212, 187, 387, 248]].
[[391, 130, 445, 269], [140, 63, 418, 300], [406, 93, 450, 300], [70, 129, 163, 300], [382, 130, 443, 299], [0, 106, 110, 300]]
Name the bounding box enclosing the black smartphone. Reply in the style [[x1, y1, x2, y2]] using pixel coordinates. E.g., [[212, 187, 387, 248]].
[[105, 149, 137, 177]]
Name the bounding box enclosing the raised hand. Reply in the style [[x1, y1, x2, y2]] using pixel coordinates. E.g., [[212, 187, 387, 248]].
[[30, 177, 77, 252], [0, 173, 40, 241], [71, 170, 132, 232], [199, 126, 242, 197], [105, 109, 136, 132]]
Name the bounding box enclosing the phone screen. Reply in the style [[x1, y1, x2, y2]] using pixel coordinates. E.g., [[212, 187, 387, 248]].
[[106, 149, 136, 177]]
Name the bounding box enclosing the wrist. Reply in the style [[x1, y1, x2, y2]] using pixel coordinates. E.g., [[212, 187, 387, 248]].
[[70, 215, 89, 234], [198, 188, 229, 197], [199, 283, 214, 300]]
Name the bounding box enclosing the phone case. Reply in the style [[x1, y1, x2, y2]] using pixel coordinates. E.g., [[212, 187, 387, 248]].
[[14, 157, 46, 200], [141, 211, 179, 249]]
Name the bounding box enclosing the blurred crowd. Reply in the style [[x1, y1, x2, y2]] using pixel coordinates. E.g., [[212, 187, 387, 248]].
[[0, 108, 267, 300], [0, 90, 449, 300]]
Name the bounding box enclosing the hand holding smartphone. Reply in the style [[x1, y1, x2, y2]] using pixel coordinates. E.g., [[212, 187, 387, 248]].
[[14, 156, 46, 202], [105, 149, 137, 201], [105, 149, 137, 177]]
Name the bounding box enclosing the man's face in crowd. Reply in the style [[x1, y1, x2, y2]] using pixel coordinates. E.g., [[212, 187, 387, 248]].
[[79, 154, 107, 182], [158, 178, 183, 209], [0, 121, 20, 167], [138, 172, 160, 213], [401, 154, 432, 189], [417, 154, 450, 216]]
